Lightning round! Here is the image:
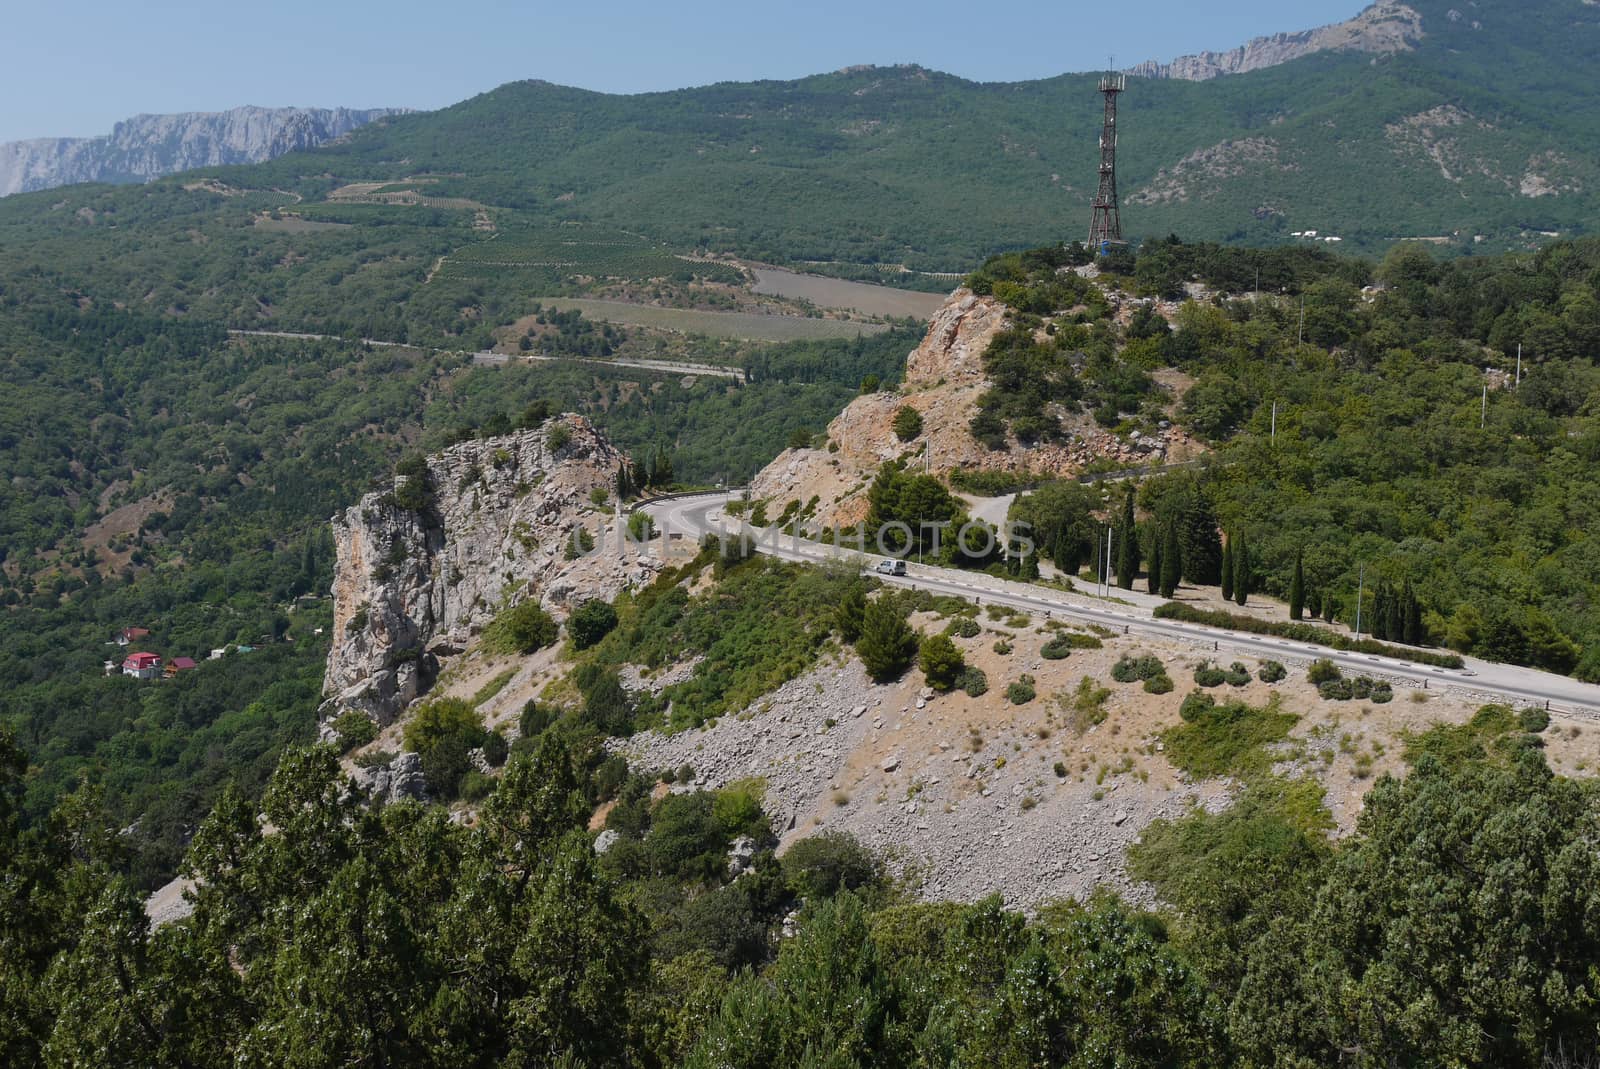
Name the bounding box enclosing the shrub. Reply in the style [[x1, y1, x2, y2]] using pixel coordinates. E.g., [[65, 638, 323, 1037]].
[[918, 633, 966, 692], [1307, 659, 1341, 685], [944, 616, 981, 639], [459, 770, 497, 803], [1258, 660, 1287, 683], [1370, 682, 1394, 704], [331, 709, 378, 753], [568, 599, 619, 649], [520, 699, 555, 739], [993, 639, 1013, 656], [713, 779, 769, 838], [1006, 676, 1037, 705], [1041, 636, 1075, 660], [1143, 672, 1175, 695], [1193, 662, 1228, 688], [781, 831, 885, 900], [627, 511, 657, 541], [956, 666, 990, 697], [1318, 678, 1354, 701], [1112, 654, 1165, 683], [1223, 662, 1252, 687], [483, 600, 558, 655], [353, 749, 395, 769], [480, 731, 509, 767], [1063, 675, 1112, 733], [1518, 706, 1551, 733], [403, 698, 483, 757], [1179, 690, 1216, 723], [1161, 695, 1299, 778], [892, 405, 924, 441], [547, 423, 572, 452]]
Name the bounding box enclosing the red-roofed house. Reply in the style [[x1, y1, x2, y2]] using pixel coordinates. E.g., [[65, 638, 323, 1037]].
[[122, 652, 162, 680], [117, 627, 151, 647], [164, 657, 198, 678]]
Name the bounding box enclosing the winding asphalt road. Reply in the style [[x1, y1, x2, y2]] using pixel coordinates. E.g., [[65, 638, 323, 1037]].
[[643, 491, 1600, 716], [228, 329, 745, 381]]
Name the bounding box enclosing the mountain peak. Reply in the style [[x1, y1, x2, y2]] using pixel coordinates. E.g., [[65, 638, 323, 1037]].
[[1129, 1, 1425, 81]]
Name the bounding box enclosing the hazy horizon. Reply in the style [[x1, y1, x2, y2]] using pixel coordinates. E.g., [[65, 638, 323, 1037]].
[[0, 0, 1364, 143]]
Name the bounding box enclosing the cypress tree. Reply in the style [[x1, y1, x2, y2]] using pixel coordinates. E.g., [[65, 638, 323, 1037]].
[[1403, 583, 1423, 646], [1233, 533, 1249, 607], [1116, 487, 1138, 590], [1178, 492, 1223, 585], [1220, 537, 1234, 601], [1146, 531, 1162, 595], [1289, 550, 1305, 621], [1160, 522, 1182, 598]]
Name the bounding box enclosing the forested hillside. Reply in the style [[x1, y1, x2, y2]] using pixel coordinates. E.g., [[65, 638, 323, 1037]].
[[185, 0, 1600, 263], [0, 263, 915, 885], [3, 691, 1595, 1067], [964, 235, 1600, 678]]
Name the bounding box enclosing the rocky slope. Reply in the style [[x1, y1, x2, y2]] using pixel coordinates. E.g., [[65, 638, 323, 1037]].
[[749, 287, 1199, 527], [321, 415, 659, 728], [0, 105, 406, 197], [1128, 1, 1424, 81]]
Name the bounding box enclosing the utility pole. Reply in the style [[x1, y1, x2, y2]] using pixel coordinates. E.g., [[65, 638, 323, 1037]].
[[1481, 383, 1488, 429], [1270, 400, 1277, 444], [1516, 343, 1523, 388], [1354, 562, 1366, 639]]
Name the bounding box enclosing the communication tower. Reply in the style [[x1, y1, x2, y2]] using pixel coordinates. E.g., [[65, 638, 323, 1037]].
[[1088, 73, 1126, 251]]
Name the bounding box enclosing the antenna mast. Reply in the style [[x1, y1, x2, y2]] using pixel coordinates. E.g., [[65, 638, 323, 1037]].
[[1088, 71, 1127, 252]]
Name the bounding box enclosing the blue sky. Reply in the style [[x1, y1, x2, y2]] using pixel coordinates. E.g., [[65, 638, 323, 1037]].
[[1, 0, 1363, 142]]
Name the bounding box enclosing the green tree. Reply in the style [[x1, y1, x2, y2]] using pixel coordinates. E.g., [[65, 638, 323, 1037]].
[[1160, 523, 1182, 598], [1232, 532, 1249, 607], [892, 405, 924, 441], [1116, 487, 1138, 590], [835, 583, 866, 643], [918, 633, 965, 692], [856, 599, 918, 683], [1289, 549, 1305, 621], [1220, 537, 1234, 601], [568, 599, 619, 650]]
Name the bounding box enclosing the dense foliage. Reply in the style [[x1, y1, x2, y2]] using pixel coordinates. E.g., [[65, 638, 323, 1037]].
[[986, 236, 1600, 677]]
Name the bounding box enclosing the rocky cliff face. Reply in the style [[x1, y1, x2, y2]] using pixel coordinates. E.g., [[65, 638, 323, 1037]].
[[322, 416, 660, 727], [1128, 1, 1423, 81], [750, 286, 1200, 526], [0, 105, 407, 197]]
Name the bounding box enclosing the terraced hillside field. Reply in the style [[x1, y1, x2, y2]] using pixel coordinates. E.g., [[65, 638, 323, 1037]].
[[538, 298, 892, 341]]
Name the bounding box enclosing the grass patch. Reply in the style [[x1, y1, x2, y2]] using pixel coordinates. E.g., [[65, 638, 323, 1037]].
[[1402, 704, 1544, 769], [582, 553, 857, 730], [1162, 693, 1299, 779], [471, 668, 519, 708]]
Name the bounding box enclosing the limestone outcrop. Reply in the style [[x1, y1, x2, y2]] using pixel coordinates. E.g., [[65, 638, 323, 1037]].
[[321, 415, 660, 728], [748, 287, 1199, 527], [1128, 2, 1423, 82]]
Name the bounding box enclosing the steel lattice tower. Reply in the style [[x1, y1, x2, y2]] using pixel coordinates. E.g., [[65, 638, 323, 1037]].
[[1087, 73, 1126, 251]]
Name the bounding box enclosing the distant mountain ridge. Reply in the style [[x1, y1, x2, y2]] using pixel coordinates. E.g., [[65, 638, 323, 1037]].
[[0, 105, 408, 197], [1128, 1, 1426, 80]]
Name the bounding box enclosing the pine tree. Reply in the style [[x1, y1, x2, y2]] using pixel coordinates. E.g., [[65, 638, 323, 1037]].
[[1290, 549, 1305, 621], [1220, 537, 1234, 601], [1160, 523, 1181, 598], [856, 600, 918, 682], [1233, 533, 1249, 607], [1117, 488, 1138, 590]]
